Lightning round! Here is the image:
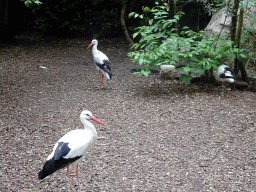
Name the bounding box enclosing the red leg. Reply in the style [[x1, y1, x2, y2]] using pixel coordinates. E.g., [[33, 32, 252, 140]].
[[95, 71, 101, 89], [66, 166, 71, 192], [98, 71, 101, 84], [76, 165, 85, 192]]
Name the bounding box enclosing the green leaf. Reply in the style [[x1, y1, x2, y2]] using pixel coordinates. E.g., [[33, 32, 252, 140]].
[[129, 12, 135, 18], [211, 64, 218, 70], [190, 57, 199, 62], [173, 55, 179, 61], [239, 53, 247, 58], [141, 69, 151, 77], [134, 53, 139, 60], [133, 32, 139, 39], [204, 63, 212, 70], [191, 68, 205, 75], [143, 7, 151, 12], [131, 72, 140, 75], [174, 15, 179, 20], [34, 0, 42, 5], [139, 58, 144, 65], [183, 67, 191, 72], [24, 1, 30, 7], [149, 19, 153, 25], [134, 13, 139, 18], [179, 74, 193, 84]]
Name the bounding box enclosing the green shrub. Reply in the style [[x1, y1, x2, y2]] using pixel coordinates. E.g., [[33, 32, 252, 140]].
[[128, 2, 247, 84]]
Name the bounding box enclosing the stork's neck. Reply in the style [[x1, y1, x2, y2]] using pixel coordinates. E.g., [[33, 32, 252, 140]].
[[81, 119, 98, 138], [92, 44, 98, 55]]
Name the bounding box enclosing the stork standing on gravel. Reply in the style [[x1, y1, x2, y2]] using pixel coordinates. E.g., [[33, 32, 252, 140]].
[[38, 110, 105, 192], [87, 39, 113, 87], [214, 64, 236, 91]]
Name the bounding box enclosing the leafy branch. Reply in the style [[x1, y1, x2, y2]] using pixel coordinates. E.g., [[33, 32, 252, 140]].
[[21, 0, 42, 8]]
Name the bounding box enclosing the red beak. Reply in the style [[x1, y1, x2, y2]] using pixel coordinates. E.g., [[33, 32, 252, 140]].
[[87, 43, 93, 49], [90, 116, 105, 126]]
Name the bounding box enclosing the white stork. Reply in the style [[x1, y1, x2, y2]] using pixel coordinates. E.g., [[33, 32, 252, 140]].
[[38, 110, 105, 192], [87, 39, 113, 87], [214, 64, 236, 91]]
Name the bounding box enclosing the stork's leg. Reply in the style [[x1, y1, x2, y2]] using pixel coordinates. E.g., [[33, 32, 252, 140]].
[[101, 72, 104, 84], [95, 71, 101, 89], [66, 166, 71, 192], [98, 71, 101, 85], [76, 165, 85, 192], [221, 83, 224, 92]]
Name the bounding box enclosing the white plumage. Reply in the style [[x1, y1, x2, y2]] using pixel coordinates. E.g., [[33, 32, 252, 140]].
[[38, 110, 105, 192], [46, 129, 94, 162], [214, 65, 236, 91], [87, 39, 112, 85]]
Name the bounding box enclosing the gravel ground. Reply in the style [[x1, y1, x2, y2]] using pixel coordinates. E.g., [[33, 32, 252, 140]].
[[0, 36, 256, 192]]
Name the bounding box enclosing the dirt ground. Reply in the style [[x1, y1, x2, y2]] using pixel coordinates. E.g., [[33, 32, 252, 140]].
[[0, 35, 256, 192]]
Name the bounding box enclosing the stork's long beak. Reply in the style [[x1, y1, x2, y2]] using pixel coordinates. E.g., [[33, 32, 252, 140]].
[[87, 43, 93, 49], [90, 116, 105, 126]]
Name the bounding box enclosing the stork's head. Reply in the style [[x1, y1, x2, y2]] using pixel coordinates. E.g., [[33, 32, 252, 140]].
[[80, 110, 105, 125], [87, 39, 98, 49]]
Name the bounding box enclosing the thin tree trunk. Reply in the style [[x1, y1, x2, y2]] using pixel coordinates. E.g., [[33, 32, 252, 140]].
[[231, 0, 239, 74], [230, 0, 239, 43], [173, 0, 178, 34], [236, 8, 248, 82], [121, 0, 134, 44], [236, 8, 244, 48], [197, 6, 200, 32]]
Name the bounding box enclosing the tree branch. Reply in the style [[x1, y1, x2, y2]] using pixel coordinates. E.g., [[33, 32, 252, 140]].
[[121, 0, 134, 44]]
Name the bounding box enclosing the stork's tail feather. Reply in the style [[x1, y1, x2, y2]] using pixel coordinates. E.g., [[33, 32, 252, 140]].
[[102, 65, 113, 80], [105, 71, 113, 79], [38, 159, 59, 179]]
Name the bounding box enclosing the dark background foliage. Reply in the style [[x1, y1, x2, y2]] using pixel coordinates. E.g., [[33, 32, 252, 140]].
[[1, 0, 211, 40]]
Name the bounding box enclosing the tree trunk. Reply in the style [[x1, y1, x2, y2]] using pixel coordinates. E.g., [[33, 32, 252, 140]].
[[197, 5, 200, 32], [236, 8, 243, 48], [173, 0, 178, 34], [121, 0, 134, 44], [230, 0, 239, 43], [231, 0, 239, 74], [236, 8, 249, 82]]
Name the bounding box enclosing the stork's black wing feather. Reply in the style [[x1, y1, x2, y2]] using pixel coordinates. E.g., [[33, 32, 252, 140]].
[[96, 59, 113, 79], [38, 142, 82, 180], [223, 67, 237, 80]]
